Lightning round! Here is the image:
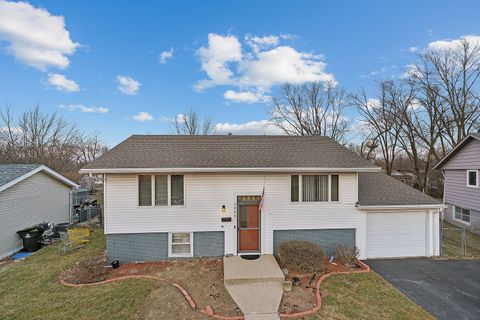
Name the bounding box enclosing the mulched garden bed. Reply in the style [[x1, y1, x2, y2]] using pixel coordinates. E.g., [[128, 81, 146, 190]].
[[60, 256, 241, 317], [280, 257, 366, 314]]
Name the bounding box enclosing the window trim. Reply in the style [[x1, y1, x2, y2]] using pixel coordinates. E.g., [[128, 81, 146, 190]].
[[466, 170, 478, 188], [137, 174, 185, 208], [290, 174, 340, 203], [168, 232, 193, 257], [453, 205, 471, 225]]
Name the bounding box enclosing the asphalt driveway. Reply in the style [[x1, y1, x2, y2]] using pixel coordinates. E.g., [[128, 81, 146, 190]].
[[367, 259, 480, 320]]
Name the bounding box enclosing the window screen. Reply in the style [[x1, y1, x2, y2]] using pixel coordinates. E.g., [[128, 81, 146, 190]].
[[171, 175, 184, 205], [155, 175, 168, 206], [291, 175, 299, 202], [138, 175, 152, 206]]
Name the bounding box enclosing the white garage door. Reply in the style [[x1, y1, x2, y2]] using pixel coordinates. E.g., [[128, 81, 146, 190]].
[[367, 211, 427, 258]]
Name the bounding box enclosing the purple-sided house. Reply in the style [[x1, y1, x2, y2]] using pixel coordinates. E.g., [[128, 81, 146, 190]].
[[435, 133, 480, 233]]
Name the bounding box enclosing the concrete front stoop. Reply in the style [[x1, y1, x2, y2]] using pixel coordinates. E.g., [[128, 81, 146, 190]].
[[224, 255, 285, 320]]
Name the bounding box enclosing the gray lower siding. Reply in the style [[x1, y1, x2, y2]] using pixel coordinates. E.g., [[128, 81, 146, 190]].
[[444, 203, 480, 234], [106, 231, 224, 262], [273, 228, 356, 256]]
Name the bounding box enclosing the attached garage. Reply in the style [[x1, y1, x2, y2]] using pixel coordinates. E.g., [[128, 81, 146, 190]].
[[367, 211, 427, 258]]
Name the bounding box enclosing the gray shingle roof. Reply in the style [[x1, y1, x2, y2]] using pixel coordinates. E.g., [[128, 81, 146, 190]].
[[0, 164, 42, 188], [84, 135, 377, 170], [358, 172, 441, 206]]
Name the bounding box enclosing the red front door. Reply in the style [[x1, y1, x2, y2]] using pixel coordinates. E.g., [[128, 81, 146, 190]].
[[238, 204, 260, 252]]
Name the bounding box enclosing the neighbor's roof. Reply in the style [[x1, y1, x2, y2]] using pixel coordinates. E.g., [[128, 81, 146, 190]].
[[82, 135, 380, 173], [358, 172, 442, 207], [0, 164, 79, 193], [435, 132, 480, 169]]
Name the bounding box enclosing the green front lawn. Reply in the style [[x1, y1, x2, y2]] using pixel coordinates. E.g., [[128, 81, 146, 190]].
[[0, 228, 432, 320], [308, 273, 433, 320], [0, 228, 154, 320], [442, 221, 480, 257]]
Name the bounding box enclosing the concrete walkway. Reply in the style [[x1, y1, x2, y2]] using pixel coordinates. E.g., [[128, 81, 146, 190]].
[[224, 255, 284, 320]]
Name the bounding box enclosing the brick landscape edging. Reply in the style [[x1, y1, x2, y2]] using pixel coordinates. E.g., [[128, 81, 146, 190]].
[[59, 259, 370, 320], [59, 274, 243, 319], [278, 260, 371, 318]]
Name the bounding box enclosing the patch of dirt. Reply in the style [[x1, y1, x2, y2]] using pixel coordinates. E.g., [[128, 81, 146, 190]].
[[0, 257, 13, 274], [151, 259, 241, 317], [133, 282, 209, 320], [280, 258, 364, 314], [61, 257, 241, 317]]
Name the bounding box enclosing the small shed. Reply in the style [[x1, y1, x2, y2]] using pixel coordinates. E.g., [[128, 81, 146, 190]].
[[0, 164, 79, 259]]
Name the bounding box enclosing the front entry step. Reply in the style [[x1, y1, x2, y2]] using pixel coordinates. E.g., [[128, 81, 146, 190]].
[[224, 255, 284, 319], [224, 255, 285, 285]]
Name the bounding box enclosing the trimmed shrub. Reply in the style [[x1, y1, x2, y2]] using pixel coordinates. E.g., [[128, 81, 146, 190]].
[[335, 244, 359, 266], [277, 241, 325, 273]]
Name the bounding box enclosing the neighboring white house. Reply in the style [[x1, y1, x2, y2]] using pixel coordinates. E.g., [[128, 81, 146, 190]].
[[0, 164, 79, 259], [81, 135, 444, 262]]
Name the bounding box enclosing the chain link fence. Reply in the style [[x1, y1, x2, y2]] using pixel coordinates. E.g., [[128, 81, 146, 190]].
[[440, 218, 480, 257]]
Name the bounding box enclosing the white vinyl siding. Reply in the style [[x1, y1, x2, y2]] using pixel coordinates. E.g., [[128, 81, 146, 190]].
[[104, 173, 364, 257], [105, 172, 439, 259]]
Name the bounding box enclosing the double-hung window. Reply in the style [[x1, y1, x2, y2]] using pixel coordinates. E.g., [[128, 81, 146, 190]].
[[454, 206, 471, 224], [138, 174, 184, 206], [467, 170, 478, 188], [291, 174, 339, 202]]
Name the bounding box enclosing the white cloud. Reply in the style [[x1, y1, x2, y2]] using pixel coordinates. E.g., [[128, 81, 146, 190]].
[[159, 48, 174, 64], [195, 33, 242, 90], [401, 64, 422, 79], [223, 90, 270, 103], [408, 47, 418, 53], [0, 0, 79, 71], [0, 126, 22, 134], [214, 120, 283, 135], [195, 33, 335, 99], [238, 46, 335, 89], [245, 34, 279, 53], [116, 75, 140, 95], [131, 111, 153, 122], [46, 73, 80, 92], [427, 35, 480, 51], [59, 104, 108, 113]]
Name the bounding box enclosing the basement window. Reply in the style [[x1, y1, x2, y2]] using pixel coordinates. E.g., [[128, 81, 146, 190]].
[[169, 232, 193, 257], [454, 206, 471, 224]]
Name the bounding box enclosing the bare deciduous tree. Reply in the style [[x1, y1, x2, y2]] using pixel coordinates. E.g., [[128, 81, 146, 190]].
[[0, 106, 107, 179], [174, 109, 215, 135], [269, 82, 350, 143], [350, 81, 403, 175], [409, 37, 480, 153]]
